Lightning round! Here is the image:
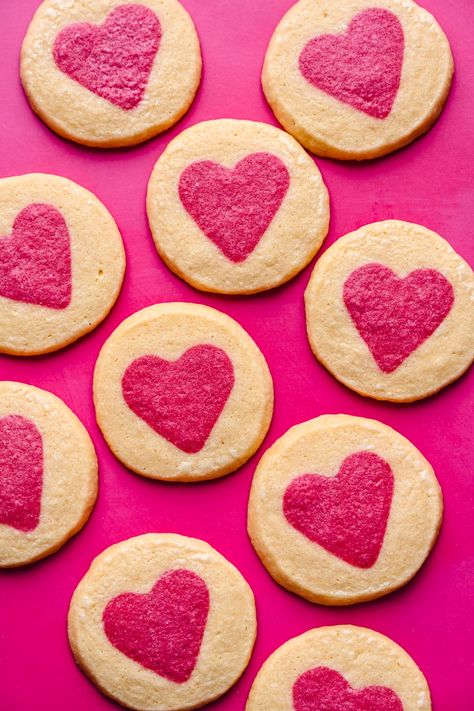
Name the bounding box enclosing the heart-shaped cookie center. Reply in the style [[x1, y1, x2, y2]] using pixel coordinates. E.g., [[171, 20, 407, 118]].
[[0, 415, 43, 532], [293, 667, 403, 711], [283, 451, 393, 568], [103, 569, 209, 683], [0, 203, 71, 310], [178, 153, 290, 263], [343, 263, 454, 373], [122, 344, 235, 454], [299, 8, 404, 119], [53, 4, 161, 110]]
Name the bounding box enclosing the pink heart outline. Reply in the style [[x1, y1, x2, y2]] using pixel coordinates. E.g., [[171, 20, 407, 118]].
[[283, 451, 394, 568], [122, 344, 235, 454], [53, 4, 162, 110], [0, 203, 71, 310], [299, 8, 404, 119], [178, 152, 290, 263], [103, 569, 210, 683], [343, 263, 454, 373]]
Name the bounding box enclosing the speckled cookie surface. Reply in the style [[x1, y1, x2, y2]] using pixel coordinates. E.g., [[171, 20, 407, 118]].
[[69, 533, 256, 711], [21, 0, 201, 147], [147, 119, 329, 294], [262, 0, 453, 160], [93, 302, 274, 481], [246, 626, 431, 711], [0, 381, 97, 567], [248, 415, 442, 605], [305, 220, 474, 402], [0, 173, 125, 355]]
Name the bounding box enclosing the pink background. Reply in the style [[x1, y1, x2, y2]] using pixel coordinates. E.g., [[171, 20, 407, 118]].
[[0, 0, 473, 708]]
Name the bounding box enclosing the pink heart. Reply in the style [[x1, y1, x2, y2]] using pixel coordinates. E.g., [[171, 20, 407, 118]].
[[122, 344, 235, 454], [293, 667, 403, 711], [343, 263, 454, 373], [178, 153, 290, 263], [53, 4, 161, 110], [0, 415, 43, 532], [299, 8, 404, 119], [283, 452, 393, 568], [103, 569, 209, 683], [0, 203, 71, 310]]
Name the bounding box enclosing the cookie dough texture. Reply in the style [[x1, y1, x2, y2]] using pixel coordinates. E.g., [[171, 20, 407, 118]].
[[246, 626, 431, 711], [248, 415, 442, 605], [262, 0, 453, 160], [0, 381, 98, 567], [69, 533, 257, 711], [0, 173, 125, 355], [21, 0, 201, 147], [305, 220, 474, 402], [93, 302, 274, 481], [147, 119, 329, 294]]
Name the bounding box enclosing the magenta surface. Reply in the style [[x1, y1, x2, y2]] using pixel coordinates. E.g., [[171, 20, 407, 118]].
[[0, 1, 473, 709]]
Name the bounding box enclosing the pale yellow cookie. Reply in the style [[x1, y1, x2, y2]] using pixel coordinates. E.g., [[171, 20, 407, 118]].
[[147, 119, 329, 294], [262, 0, 453, 160], [246, 626, 431, 711], [0, 173, 125, 356], [93, 302, 274, 481], [21, 0, 201, 147], [69, 533, 256, 711], [248, 415, 442, 605], [0, 381, 98, 567], [305, 220, 474, 402]]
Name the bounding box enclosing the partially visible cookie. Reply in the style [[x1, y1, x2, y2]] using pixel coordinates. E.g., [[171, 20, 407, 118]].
[[21, 0, 201, 147], [93, 302, 274, 481], [246, 626, 431, 711], [69, 533, 256, 711], [0, 381, 98, 567], [262, 0, 453, 160], [305, 220, 474, 402], [248, 415, 442, 605], [0, 173, 125, 355], [147, 119, 329, 294]]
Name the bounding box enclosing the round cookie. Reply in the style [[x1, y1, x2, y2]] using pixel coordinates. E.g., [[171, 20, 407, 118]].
[[0, 173, 125, 356], [21, 0, 201, 147], [93, 302, 274, 481], [246, 626, 431, 711], [0, 381, 98, 567], [262, 0, 453, 160], [248, 415, 442, 605], [69, 533, 256, 711], [305, 220, 474, 402], [147, 119, 329, 294]]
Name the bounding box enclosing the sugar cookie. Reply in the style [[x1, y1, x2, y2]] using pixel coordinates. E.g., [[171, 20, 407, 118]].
[[21, 0, 201, 147], [262, 0, 453, 160], [248, 415, 442, 605], [0, 173, 125, 356], [246, 626, 431, 711], [93, 302, 273, 481], [69, 533, 256, 710], [0, 381, 97, 567], [305, 220, 474, 402], [147, 119, 329, 294]]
